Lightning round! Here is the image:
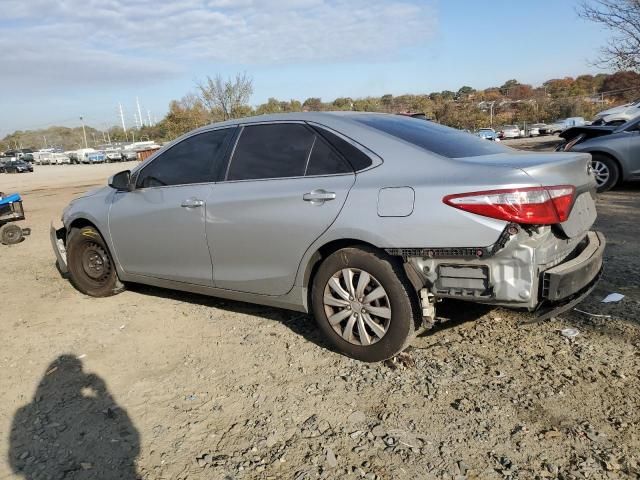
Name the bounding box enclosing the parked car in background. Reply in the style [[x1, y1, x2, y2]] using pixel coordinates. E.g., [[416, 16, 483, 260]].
[[121, 150, 138, 161], [2, 159, 33, 173], [498, 125, 520, 139], [542, 117, 587, 135], [52, 112, 604, 362], [86, 151, 106, 164], [52, 153, 71, 165], [105, 149, 123, 162], [21, 153, 34, 163], [526, 124, 546, 137], [65, 151, 80, 164], [476, 128, 498, 141], [591, 99, 640, 126], [33, 152, 54, 165], [557, 115, 640, 192]]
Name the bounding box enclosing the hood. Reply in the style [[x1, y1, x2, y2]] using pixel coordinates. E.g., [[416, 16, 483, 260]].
[[77, 186, 110, 199], [596, 102, 633, 118], [559, 125, 616, 141]]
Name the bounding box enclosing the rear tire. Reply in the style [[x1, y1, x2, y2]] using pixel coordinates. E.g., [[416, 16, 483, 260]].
[[66, 226, 125, 297], [591, 154, 620, 193], [311, 246, 419, 362], [0, 224, 23, 245]]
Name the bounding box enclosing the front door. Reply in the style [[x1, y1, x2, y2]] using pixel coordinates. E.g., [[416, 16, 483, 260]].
[[206, 122, 356, 296], [108, 127, 235, 285]]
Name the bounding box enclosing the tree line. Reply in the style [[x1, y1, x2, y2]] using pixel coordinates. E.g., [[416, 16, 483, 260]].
[[3, 70, 639, 152]]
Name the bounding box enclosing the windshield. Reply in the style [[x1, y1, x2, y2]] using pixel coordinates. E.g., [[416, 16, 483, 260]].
[[352, 114, 509, 158]]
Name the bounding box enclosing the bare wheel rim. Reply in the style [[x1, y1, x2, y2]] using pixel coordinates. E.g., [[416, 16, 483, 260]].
[[80, 242, 112, 283], [592, 160, 610, 187], [323, 268, 391, 346]]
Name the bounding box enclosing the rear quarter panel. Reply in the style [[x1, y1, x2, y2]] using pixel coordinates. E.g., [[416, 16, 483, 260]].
[[293, 139, 538, 287]]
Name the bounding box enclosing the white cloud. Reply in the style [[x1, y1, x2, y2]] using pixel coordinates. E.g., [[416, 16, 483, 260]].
[[1, 0, 437, 77]]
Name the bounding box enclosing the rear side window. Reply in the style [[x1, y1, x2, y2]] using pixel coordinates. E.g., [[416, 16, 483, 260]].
[[305, 135, 352, 176], [313, 126, 373, 171], [137, 128, 233, 187], [353, 115, 509, 158], [227, 124, 315, 181]]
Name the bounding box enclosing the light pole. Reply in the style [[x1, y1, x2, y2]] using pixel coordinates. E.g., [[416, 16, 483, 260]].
[[80, 116, 88, 148], [489, 101, 496, 128]]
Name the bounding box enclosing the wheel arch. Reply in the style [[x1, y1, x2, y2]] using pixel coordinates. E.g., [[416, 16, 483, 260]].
[[68, 217, 101, 234], [587, 150, 624, 183], [301, 238, 393, 311]]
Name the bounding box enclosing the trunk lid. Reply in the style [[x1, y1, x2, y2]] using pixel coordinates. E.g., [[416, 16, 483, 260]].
[[459, 151, 597, 237]]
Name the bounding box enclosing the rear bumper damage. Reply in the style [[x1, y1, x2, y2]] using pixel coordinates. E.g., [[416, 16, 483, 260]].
[[391, 226, 605, 318]]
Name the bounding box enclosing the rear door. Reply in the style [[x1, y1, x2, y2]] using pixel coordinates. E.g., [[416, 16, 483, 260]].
[[108, 128, 235, 285], [206, 122, 355, 296]]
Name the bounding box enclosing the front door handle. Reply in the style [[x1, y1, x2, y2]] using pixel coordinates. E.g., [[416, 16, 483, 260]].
[[181, 198, 205, 208], [303, 189, 336, 204]]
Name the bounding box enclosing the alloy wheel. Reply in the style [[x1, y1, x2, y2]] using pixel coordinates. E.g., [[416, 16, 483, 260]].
[[592, 160, 610, 187], [323, 268, 391, 346]]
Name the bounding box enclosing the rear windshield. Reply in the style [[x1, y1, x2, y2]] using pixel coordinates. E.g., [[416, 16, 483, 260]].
[[353, 115, 508, 158]]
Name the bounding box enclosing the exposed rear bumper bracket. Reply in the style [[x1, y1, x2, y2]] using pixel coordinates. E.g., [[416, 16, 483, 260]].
[[50, 222, 68, 275]]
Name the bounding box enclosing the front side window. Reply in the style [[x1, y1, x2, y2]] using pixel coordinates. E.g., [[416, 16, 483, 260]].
[[227, 124, 315, 181], [137, 128, 234, 188]]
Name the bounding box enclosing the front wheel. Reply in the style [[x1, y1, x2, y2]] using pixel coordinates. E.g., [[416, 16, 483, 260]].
[[591, 154, 620, 193], [66, 226, 125, 297], [311, 246, 419, 362]]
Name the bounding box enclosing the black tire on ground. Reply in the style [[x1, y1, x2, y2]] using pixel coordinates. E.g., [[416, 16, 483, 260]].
[[0, 224, 23, 245], [311, 246, 419, 362], [591, 153, 620, 193], [66, 226, 125, 297]]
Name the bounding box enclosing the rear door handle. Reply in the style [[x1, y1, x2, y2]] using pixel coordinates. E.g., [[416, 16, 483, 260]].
[[303, 189, 336, 203], [181, 198, 205, 208]]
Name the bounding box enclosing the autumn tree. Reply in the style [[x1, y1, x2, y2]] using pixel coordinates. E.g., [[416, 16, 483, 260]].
[[600, 70, 640, 100]]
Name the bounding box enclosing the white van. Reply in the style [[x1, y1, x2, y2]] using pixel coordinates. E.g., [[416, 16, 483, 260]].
[[32, 151, 54, 165]]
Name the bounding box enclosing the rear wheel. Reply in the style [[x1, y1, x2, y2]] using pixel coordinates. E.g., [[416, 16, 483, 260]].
[[66, 226, 124, 297], [311, 246, 419, 362], [591, 154, 619, 193], [0, 224, 23, 245]]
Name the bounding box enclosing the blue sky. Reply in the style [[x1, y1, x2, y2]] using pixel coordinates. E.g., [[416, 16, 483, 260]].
[[0, 0, 610, 136]]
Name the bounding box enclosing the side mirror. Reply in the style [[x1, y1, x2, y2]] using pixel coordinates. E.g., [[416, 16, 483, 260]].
[[108, 170, 132, 191]]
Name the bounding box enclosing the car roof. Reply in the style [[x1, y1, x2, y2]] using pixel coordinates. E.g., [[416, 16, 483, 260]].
[[193, 111, 401, 131]]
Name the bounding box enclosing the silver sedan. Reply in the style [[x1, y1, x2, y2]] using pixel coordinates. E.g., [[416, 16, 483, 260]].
[[558, 115, 640, 192], [52, 112, 605, 361]]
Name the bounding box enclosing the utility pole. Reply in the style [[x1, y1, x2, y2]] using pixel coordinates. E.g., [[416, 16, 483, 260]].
[[80, 116, 88, 148], [147, 110, 152, 126], [91, 132, 97, 146], [133, 113, 140, 129], [43, 136, 47, 148], [119, 103, 128, 141], [106, 129, 111, 144], [136, 97, 144, 127], [489, 102, 495, 128]]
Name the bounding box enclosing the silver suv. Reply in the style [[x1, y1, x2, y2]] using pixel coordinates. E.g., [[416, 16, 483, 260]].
[[52, 113, 605, 361]]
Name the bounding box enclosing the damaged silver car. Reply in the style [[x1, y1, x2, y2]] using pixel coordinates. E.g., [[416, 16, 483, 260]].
[[52, 113, 605, 361]]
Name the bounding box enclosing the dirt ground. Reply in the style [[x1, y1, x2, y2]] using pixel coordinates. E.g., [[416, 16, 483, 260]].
[[1, 147, 639, 480]]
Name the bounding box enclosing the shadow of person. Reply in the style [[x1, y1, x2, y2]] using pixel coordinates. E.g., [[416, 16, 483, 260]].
[[8, 355, 140, 480]]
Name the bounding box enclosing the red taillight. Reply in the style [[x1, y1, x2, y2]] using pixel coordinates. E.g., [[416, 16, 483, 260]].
[[443, 185, 575, 224]]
